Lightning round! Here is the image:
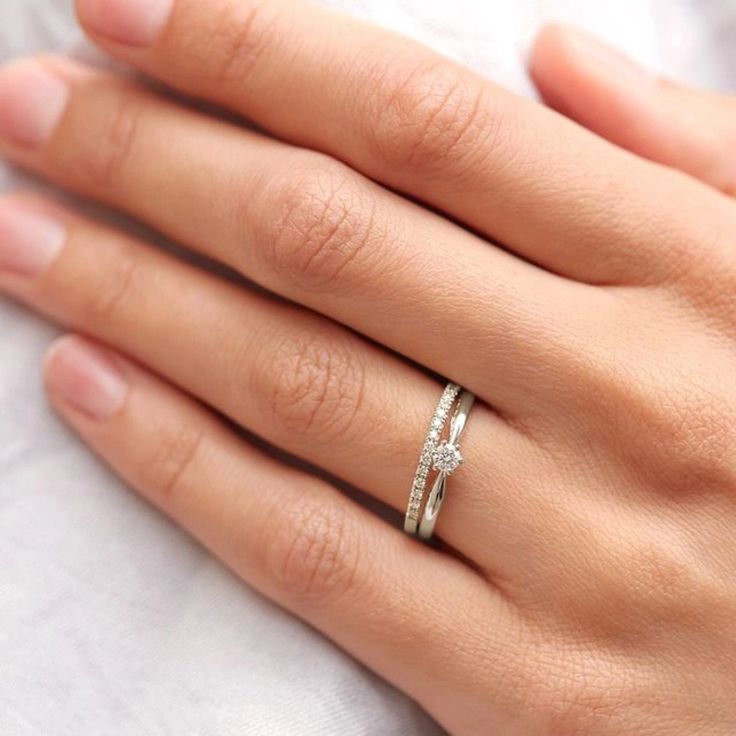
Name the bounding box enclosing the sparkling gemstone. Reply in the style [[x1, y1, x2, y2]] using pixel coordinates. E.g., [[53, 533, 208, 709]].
[[431, 442, 463, 474]]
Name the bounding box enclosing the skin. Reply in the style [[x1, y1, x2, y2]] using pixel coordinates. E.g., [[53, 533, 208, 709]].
[[0, 2, 735, 733]]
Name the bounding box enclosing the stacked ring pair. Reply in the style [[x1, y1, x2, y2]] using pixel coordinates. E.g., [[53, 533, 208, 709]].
[[404, 382, 475, 541]]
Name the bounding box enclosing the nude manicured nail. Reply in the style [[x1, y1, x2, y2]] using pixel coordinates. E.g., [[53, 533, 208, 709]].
[[0, 203, 65, 277], [45, 337, 129, 420], [0, 62, 69, 146], [77, 0, 173, 46]]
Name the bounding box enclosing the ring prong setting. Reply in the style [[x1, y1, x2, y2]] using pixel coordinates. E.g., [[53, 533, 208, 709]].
[[431, 441, 463, 475]]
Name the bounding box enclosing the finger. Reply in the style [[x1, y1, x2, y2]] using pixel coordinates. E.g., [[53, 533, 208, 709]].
[[0, 194, 545, 567], [42, 333, 523, 733], [530, 24, 736, 195], [70, 0, 736, 285], [0, 57, 592, 405]]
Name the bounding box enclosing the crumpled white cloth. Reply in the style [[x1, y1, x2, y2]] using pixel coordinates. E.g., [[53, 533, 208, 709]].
[[1, 1, 734, 734]]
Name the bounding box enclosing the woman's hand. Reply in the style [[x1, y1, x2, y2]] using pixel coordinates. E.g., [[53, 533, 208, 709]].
[[1, 2, 735, 733]]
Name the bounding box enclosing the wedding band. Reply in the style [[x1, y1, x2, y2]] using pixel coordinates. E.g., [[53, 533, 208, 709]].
[[418, 389, 475, 539], [404, 382, 475, 540]]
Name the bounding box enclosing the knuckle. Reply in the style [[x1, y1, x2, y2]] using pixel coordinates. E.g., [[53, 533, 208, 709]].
[[658, 394, 734, 491], [673, 222, 736, 325], [598, 542, 736, 649], [258, 160, 381, 291], [72, 239, 140, 327], [653, 216, 725, 289], [515, 635, 632, 735], [260, 491, 361, 606], [75, 84, 144, 191], [573, 537, 730, 648], [624, 544, 710, 612], [629, 381, 735, 496], [203, 0, 277, 86], [578, 331, 736, 498], [696, 269, 736, 327], [522, 627, 715, 735], [137, 423, 205, 501], [366, 58, 492, 172], [253, 327, 366, 443], [539, 667, 654, 736]]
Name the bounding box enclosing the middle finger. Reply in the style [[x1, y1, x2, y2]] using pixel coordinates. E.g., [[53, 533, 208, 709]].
[[0, 57, 598, 412]]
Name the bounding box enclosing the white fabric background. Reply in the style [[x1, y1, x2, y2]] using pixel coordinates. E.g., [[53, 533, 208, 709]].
[[1, 1, 734, 734]]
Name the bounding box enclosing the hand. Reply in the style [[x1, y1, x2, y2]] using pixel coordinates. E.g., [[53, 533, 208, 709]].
[[1, 2, 735, 733]]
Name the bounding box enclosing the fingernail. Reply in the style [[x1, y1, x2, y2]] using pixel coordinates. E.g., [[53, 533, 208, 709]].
[[0, 202, 65, 277], [45, 337, 129, 420], [565, 29, 654, 84], [77, 0, 173, 46], [0, 61, 69, 147]]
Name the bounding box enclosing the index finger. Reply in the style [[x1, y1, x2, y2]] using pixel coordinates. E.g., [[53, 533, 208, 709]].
[[74, 0, 734, 285]]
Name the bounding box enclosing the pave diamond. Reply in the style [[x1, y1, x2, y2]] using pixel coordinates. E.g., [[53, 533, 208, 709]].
[[405, 383, 461, 530], [431, 442, 463, 474]]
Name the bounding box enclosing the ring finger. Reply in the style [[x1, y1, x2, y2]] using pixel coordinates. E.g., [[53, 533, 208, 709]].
[[0, 194, 543, 567]]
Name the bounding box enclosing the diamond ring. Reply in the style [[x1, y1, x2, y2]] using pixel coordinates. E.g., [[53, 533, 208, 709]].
[[404, 382, 475, 540]]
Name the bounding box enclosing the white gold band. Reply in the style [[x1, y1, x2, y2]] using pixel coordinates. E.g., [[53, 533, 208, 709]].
[[404, 382, 474, 540], [418, 390, 475, 540]]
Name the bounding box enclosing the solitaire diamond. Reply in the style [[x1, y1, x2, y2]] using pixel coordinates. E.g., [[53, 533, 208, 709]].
[[431, 441, 463, 474]]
